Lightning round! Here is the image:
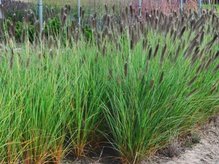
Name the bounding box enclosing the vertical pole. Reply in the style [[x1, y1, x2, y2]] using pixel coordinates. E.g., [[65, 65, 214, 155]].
[[139, 0, 142, 16], [0, 0, 3, 20], [38, 0, 43, 34], [180, 0, 183, 13], [94, 0, 96, 13], [78, 0, 81, 26], [199, 0, 202, 16]]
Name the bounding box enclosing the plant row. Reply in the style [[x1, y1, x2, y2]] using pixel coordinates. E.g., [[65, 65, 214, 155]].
[[0, 8, 218, 164]]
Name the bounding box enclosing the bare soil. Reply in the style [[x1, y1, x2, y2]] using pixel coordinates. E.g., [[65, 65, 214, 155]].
[[148, 115, 219, 164]]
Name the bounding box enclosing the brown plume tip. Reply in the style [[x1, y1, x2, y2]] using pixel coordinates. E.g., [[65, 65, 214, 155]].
[[154, 44, 159, 58], [143, 39, 148, 50], [10, 48, 14, 70], [108, 68, 113, 80], [130, 5, 134, 17], [105, 4, 108, 13], [160, 44, 167, 64], [188, 76, 198, 86], [214, 51, 219, 60], [210, 85, 217, 94], [124, 62, 128, 77], [150, 80, 154, 89], [179, 26, 186, 38], [188, 88, 198, 97], [214, 64, 219, 73], [205, 58, 212, 70], [159, 72, 164, 84], [112, 5, 115, 13], [148, 47, 152, 60]]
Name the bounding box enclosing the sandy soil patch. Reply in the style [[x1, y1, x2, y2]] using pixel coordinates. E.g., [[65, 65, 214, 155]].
[[151, 115, 219, 164]]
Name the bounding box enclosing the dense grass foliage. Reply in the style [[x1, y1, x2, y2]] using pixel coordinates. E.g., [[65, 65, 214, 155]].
[[203, 4, 219, 12], [0, 6, 219, 164]]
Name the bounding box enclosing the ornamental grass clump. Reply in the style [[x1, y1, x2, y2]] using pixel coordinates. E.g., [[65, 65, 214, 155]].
[[96, 7, 219, 163], [103, 34, 219, 163], [0, 41, 107, 163]]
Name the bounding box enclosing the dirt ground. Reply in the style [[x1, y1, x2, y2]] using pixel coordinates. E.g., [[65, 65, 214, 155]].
[[150, 115, 219, 164]]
